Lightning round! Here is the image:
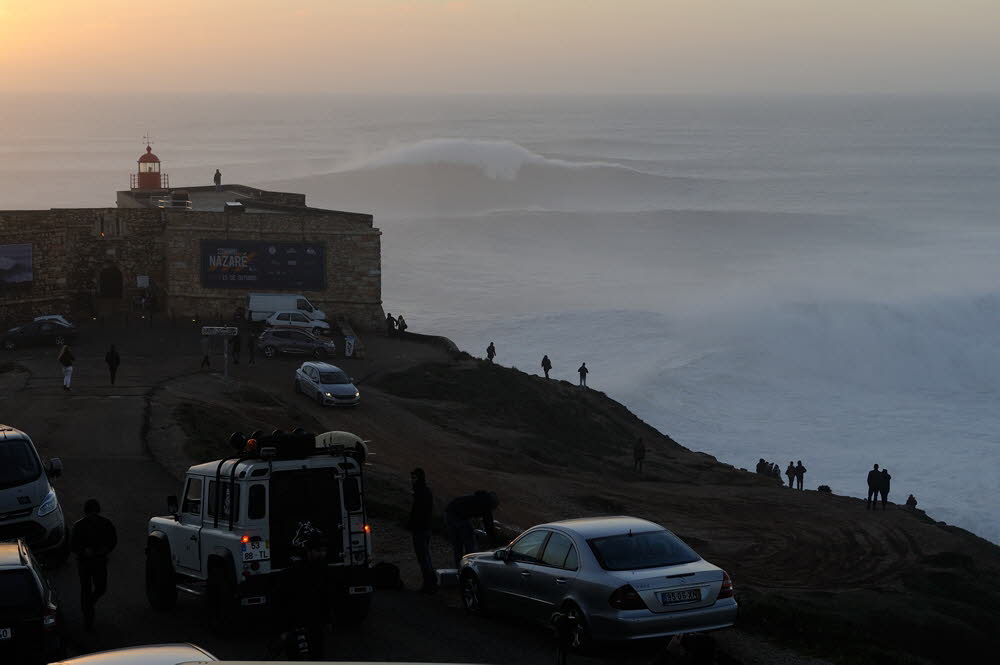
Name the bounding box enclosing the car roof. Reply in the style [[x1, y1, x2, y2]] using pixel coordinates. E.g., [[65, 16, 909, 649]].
[[0, 540, 28, 568], [302, 361, 344, 372], [269, 310, 308, 316], [49, 643, 217, 664], [0, 424, 30, 441], [535, 516, 666, 539]]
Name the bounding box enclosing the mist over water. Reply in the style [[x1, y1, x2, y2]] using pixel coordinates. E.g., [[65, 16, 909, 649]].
[[3, 94, 999, 542]]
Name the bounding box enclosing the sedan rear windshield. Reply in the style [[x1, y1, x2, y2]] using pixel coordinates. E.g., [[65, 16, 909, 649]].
[[0, 570, 42, 611], [320, 371, 350, 384], [588, 529, 700, 571], [0, 440, 42, 490]]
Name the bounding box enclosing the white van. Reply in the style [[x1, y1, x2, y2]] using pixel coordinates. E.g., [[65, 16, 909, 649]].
[[247, 293, 327, 322]]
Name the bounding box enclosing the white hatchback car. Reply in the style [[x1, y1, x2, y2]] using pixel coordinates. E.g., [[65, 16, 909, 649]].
[[294, 362, 361, 406], [265, 310, 331, 336]]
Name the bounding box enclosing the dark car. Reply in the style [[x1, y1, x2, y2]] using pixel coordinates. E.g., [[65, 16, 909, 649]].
[[0, 539, 65, 664], [258, 328, 336, 359], [1, 320, 77, 351]]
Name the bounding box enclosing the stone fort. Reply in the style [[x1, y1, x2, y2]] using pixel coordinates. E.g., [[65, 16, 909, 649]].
[[0, 145, 383, 329]]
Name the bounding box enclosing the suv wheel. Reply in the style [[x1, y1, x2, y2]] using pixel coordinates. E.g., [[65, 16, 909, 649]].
[[263, 345, 276, 358], [146, 541, 178, 610]]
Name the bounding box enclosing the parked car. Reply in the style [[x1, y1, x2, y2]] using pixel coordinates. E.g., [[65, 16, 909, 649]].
[[33, 315, 74, 328], [247, 292, 327, 322], [1, 319, 76, 351], [265, 310, 331, 336], [0, 539, 65, 664], [459, 516, 737, 646], [295, 362, 360, 406], [47, 643, 217, 664], [258, 329, 336, 359], [0, 425, 67, 561]]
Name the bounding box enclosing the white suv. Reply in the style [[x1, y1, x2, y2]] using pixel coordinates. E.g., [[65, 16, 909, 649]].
[[0, 425, 67, 563], [264, 311, 330, 336]]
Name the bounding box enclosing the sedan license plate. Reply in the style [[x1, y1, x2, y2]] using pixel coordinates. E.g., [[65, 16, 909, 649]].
[[660, 589, 701, 605], [0, 627, 11, 640], [240, 539, 270, 562]]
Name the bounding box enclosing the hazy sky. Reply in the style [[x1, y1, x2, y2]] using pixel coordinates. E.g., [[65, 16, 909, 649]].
[[2, 0, 999, 94]]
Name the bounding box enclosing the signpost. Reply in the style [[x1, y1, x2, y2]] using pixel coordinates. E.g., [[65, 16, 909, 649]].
[[202, 326, 239, 378]]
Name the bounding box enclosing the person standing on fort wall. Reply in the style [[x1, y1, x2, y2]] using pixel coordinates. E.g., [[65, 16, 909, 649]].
[[213, 169, 222, 192], [58, 344, 75, 392]]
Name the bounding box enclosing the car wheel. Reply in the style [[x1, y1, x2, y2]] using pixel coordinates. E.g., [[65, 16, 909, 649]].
[[145, 542, 178, 611], [460, 571, 487, 616], [54, 335, 66, 346], [562, 602, 592, 652], [2, 340, 14, 351], [263, 345, 276, 358], [313, 347, 327, 359]]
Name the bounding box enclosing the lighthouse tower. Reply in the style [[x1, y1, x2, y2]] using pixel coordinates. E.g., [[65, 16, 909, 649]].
[[131, 141, 168, 190]]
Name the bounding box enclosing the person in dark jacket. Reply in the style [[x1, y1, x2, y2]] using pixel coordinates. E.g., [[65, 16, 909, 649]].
[[866, 464, 881, 510], [70, 499, 118, 630], [396, 314, 408, 337], [878, 468, 892, 509], [200, 336, 211, 369], [444, 490, 499, 568], [541, 354, 552, 379], [231, 333, 241, 365], [58, 344, 75, 392], [385, 313, 397, 337], [486, 342, 496, 363], [905, 494, 918, 510], [410, 468, 436, 593], [104, 344, 120, 385], [785, 462, 795, 488], [275, 529, 332, 659], [578, 362, 588, 387], [213, 169, 222, 192], [794, 460, 807, 490]]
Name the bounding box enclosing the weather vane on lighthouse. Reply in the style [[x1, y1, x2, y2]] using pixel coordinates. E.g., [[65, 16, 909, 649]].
[[143, 132, 154, 148]]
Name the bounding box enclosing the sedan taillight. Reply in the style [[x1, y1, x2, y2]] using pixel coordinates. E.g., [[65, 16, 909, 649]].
[[718, 571, 734, 599], [609, 584, 648, 610]]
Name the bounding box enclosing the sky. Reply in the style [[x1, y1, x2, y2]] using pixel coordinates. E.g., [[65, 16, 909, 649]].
[[2, 0, 999, 94]]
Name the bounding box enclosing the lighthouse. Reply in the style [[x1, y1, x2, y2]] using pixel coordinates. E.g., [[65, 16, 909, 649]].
[[130, 142, 169, 190]]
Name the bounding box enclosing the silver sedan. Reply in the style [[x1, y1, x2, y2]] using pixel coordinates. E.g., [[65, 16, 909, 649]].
[[458, 516, 737, 644]]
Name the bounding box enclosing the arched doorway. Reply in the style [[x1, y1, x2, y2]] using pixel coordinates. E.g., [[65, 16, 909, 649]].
[[98, 265, 123, 299]]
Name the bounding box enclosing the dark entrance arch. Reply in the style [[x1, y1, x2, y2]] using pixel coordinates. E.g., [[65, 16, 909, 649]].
[[98, 265, 123, 299]]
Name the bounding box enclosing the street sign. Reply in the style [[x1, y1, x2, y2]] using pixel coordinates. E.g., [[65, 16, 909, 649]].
[[201, 326, 239, 337]]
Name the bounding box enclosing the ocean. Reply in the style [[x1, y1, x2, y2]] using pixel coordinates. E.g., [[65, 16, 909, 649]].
[[2, 93, 999, 543]]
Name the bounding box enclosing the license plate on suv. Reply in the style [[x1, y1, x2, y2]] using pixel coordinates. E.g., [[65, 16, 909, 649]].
[[0, 627, 12, 640], [660, 589, 701, 605], [240, 539, 270, 561]]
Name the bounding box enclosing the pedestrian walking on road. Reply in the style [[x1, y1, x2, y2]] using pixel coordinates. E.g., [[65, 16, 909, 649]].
[[578, 362, 588, 387], [200, 336, 211, 369], [878, 468, 892, 510], [486, 342, 496, 364], [794, 460, 807, 490], [396, 314, 408, 337], [410, 468, 436, 593], [785, 462, 795, 488], [541, 354, 552, 379], [633, 438, 646, 474], [213, 169, 222, 192], [70, 499, 118, 631], [104, 344, 120, 385], [231, 333, 241, 365], [386, 313, 397, 337], [247, 333, 256, 365], [444, 490, 499, 568], [58, 344, 75, 392], [866, 464, 881, 510]]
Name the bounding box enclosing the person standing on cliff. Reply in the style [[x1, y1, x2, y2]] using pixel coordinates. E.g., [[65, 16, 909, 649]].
[[633, 438, 646, 474], [486, 342, 496, 363], [541, 354, 552, 379], [866, 463, 881, 510], [396, 314, 408, 337], [213, 169, 222, 192], [785, 462, 795, 488], [578, 362, 588, 387], [58, 344, 75, 392], [794, 460, 807, 490], [386, 313, 397, 337], [409, 468, 436, 593], [104, 344, 120, 385], [878, 468, 892, 510]]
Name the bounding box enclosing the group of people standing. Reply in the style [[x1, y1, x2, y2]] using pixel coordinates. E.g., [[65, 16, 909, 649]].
[[485, 344, 590, 387], [56, 344, 122, 391], [385, 313, 408, 337], [866, 464, 892, 510]]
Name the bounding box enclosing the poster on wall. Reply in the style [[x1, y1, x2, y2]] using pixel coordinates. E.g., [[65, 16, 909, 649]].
[[0, 244, 33, 285], [201, 240, 325, 290]]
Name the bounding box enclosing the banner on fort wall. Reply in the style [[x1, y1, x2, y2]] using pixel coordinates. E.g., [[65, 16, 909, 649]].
[[0, 243, 33, 285], [200, 240, 325, 290]]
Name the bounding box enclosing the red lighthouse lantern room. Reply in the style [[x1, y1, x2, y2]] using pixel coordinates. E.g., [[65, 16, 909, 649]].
[[131, 143, 169, 190]]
